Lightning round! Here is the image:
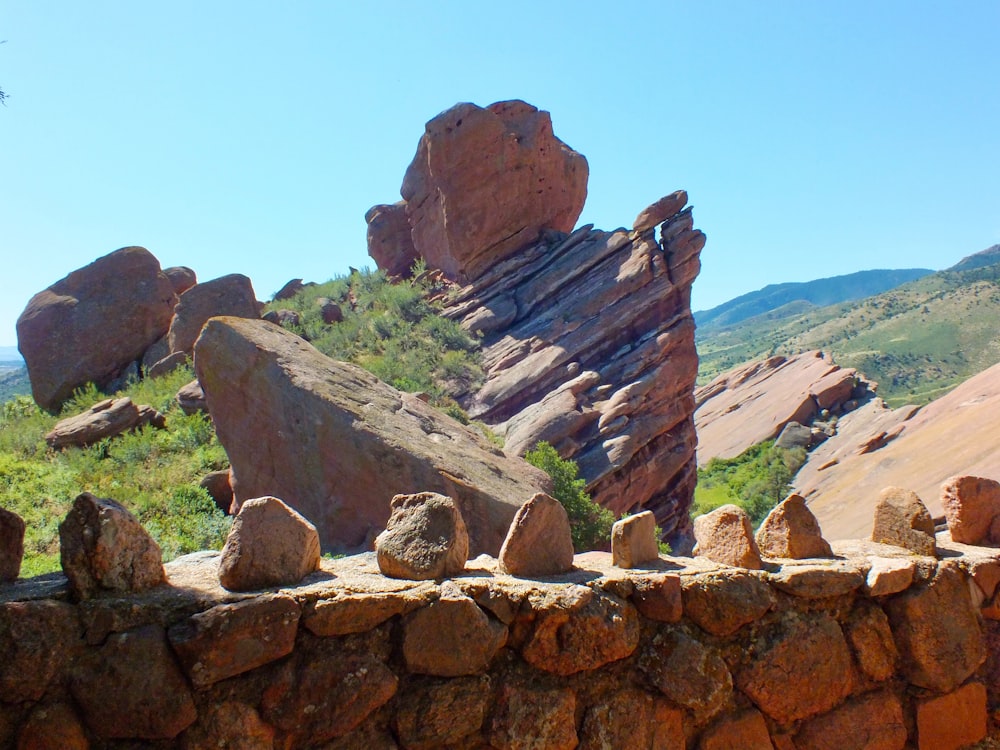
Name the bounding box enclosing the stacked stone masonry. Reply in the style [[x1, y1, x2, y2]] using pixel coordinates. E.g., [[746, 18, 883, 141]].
[[2, 534, 999, 749]]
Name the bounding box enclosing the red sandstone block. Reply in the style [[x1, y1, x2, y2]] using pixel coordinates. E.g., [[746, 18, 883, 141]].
[[916, 681, 987, 750]]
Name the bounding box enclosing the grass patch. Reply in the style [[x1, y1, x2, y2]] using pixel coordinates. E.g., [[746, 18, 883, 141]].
[[0, 365, 231, 576]]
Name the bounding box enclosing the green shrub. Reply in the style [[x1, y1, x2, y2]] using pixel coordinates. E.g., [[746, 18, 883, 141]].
[[525, 441, 614, 552], [692, 440, 807, 527]]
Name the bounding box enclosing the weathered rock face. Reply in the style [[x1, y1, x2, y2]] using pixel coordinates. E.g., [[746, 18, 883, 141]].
[[368, 101, 705, 551], [365, 201, 418, 278], [193, 317, 551, 555], [396, 100, 588, 282], [376, 492, 470, 580], [695, 350, 870, 465], [0, 508, 25, 583], [16, 246, 178, 412]]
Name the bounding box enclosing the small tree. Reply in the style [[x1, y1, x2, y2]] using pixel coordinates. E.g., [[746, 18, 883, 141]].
[[525, 441, 614, 552]]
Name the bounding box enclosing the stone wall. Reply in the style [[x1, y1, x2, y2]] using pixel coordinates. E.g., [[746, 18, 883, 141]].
[[2, 537, 999, 749]]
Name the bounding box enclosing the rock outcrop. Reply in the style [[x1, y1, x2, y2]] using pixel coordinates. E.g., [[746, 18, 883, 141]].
[[795, 359, 1000, 540], [16, 246, 178, 412], [389, 100, 589, 282], [695, 350, 871, 464], [193, 316, 551, 555], [368, 101, 705, 549]]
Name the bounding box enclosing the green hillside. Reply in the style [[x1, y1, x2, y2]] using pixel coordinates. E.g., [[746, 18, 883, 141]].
[[697, 261, 1000, 407]]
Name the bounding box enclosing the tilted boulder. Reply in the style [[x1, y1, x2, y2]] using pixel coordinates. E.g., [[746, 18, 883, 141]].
[[16, 246, 178, 412], [399, 99, 588, 282], [376, 492, 470, 580], [176, 379, 207, 415], [59, 493, 165, 600], [941, 475, 1000, 545], [168, 273, 260, 356], [498, 492, 574, 577], [193, 316, 551, 554], [872, 487, 936, 556], [44, 397, 165, 449], [693, 504, 763, 569], [366, 201, 419, 278], [755, 493, 833, 559], [218, 496, 321, 591]]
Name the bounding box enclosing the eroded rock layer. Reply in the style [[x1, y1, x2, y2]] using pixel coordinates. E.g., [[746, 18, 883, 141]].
[[441, 211, 704, 548]]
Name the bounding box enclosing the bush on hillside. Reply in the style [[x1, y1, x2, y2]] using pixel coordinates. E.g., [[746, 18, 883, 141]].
[[525, 441, 614, 552], [692, 440, 807, 527]]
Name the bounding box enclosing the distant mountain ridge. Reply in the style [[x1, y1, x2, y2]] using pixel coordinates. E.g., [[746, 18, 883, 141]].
[[694, 268, 933, 331], [948, 244, 1000, 272], [696, 253, 1000, 406]]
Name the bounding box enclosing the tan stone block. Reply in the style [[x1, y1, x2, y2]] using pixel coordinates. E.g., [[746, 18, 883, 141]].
[[630, 572, 682, 623], [402, 589, 507, 676], [612, 510, 660, 568]]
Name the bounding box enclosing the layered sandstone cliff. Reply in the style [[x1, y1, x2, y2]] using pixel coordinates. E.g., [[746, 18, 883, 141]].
[[367, 101, 705, 549]]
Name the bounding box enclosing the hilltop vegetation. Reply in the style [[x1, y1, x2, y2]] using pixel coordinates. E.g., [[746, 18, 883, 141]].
[[697, 259, 1000, 407]]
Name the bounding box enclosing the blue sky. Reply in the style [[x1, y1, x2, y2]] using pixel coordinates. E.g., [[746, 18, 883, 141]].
[[2, 2, 997, 348]]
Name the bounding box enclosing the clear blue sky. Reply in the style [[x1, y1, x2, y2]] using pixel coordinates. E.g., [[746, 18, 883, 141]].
[[2, 2, 998, 348]]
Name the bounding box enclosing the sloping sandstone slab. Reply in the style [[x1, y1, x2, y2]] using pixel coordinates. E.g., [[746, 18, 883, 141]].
[[194, 317, 550, 555]]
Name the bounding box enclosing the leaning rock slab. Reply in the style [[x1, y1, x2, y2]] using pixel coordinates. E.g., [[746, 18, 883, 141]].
[[16, 246, 178, 412], [218, 496, 320, 591], [400, 99, 588, 282], [941, 475, 1000, 545], [194, 316, 550, 554], [632, 190, 687, 234], [498, 492, 574, 576], [45, 397, 165, 449], [612, 510, 660, 568], [0, 508, 25, 582], [872, 487, 936, 555], [59, 492, 165, 600], [755, 493, 832, 559], [168, 273, 260, 356], [376, 492, 470, 580], [693, 504, 763, 569]]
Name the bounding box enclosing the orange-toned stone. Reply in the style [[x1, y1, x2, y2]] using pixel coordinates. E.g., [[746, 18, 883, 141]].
[[17, 703, 89, 750], [489, 684, 577, 750], [916, 682, 987, 750], [845, 604, 899, 682], [578, 687, 685, 750], [795, 689, 906, 750], [682, 569, 774, 636], [698, 709, 774, 750], [630, 572, 682, 623], [736, 614, 854, 724]]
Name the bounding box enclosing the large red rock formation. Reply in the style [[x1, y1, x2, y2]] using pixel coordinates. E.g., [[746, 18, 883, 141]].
[[193, 317, 551, 555], [16, 246, 178, 412], [370, 100, 588, 283], [795, 359, 1000, 540], [368, 100, 704, 550], [694, 350, 869, 464]]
